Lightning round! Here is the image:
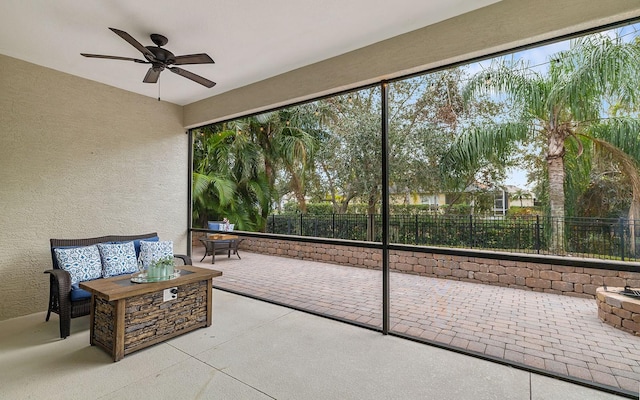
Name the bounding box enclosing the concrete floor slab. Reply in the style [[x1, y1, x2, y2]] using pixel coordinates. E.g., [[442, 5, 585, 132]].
[[0, 286, 629, 399], [198, 307, 532, 400], [99, 357, 273, 400], [168, 290, 295, 356], [0, 313, 191, 400]]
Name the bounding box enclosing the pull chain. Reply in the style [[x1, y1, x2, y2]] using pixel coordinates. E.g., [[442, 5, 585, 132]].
[[158, 78, 161, 102]]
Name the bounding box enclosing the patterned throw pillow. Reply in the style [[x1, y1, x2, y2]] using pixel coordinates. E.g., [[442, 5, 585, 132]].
[[112, 236, 159, 258], [139, 240, 173, 268], [97, 241, 139, 278], [54, 245, 102, 285]]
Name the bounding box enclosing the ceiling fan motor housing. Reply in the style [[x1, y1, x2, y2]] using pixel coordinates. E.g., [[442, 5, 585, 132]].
[[145, 46, 175, 65]]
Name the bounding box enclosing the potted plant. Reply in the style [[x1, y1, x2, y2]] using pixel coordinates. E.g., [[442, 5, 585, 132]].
[[145, 256, 175, 281]]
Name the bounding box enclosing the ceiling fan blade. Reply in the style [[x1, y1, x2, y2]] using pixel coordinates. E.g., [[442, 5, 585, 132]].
[[81, 53, 148, 63], [143, 67, 161, 83], [173, 53, 214, 65], [109, 27, 156, 61], [168, 67, 216, 88]]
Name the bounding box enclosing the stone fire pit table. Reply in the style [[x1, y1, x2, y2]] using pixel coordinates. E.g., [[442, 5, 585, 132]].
[[80, 265, 222, 361], [596, 286, 640, 336]]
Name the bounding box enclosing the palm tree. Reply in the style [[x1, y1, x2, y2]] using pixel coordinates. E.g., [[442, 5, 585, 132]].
[[441, 31, 640, 253], [192, 126, 270, 231], [193, 105, 318, 232], [510, 189, 532, 207], [192, 129, 235, 227], [237, 108, 317, 213]]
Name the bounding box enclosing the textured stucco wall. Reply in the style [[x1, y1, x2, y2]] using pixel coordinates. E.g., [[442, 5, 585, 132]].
[[0, 55, 187, 320], [184, 0, 640, 128]]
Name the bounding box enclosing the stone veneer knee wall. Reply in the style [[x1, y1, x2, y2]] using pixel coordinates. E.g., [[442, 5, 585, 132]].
[[193, 233, 640, 299]]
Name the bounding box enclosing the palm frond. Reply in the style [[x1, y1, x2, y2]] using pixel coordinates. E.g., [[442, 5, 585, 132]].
[[192, 172, 236, 207], [584, 134, 640, 203], [587, 117, 640, 160], [549, 33, 640, 120], [463, 60, 546, 116], [440, 122, 530, 188]]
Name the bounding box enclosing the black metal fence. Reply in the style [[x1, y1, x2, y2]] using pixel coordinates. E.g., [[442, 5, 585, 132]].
[[265, 214, 640, 262]]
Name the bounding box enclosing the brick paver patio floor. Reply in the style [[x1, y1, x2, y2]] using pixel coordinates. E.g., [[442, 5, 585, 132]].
[[193, 248, 640, 395]]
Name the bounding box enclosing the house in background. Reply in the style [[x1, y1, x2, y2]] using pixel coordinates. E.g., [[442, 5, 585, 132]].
[[395, 184, 535, 216], [477, 184, 535, 216]]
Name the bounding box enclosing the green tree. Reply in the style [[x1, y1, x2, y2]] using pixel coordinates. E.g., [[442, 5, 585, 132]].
[[314, 69, 503, 215], [441, 31, 640, 253], [192, 126, 270, 231], [314, 88, 382, 214], [193, 104, 318, 231], [237, 109, 317, 214], [510, 188, 532, 207], [192, 129, 235, 227]]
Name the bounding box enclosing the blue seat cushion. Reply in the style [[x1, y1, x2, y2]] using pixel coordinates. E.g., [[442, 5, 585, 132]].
[[70, 284, 92, 302]]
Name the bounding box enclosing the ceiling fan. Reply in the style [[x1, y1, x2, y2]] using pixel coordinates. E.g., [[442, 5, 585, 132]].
[[81, 28, 216, 88]]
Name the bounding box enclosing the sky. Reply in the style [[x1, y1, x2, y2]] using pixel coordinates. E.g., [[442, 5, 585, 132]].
[[504, 168, 529, 189]]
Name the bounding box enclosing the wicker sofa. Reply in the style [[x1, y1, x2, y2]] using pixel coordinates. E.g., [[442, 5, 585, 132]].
[[44, 232, 191, 339]]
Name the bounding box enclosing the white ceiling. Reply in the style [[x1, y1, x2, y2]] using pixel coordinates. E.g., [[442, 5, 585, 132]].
[[0, 0, 498, 106]]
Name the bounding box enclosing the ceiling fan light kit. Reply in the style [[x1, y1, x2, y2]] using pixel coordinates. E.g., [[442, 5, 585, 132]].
[[81, 27, 216, 88]]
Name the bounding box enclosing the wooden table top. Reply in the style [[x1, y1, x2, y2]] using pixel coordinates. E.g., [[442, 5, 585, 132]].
[[79, 265, 222, 301], [204, 234, 238, 241]]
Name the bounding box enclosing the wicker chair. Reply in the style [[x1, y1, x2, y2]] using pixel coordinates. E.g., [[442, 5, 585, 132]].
[[44, 232, 192, 339]]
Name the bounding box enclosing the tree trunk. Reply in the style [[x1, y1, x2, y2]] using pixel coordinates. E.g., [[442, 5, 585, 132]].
[[288, 170, 307, 213], [321, 163, 340, 212], [547, 129, 566, 254], [366, 192, 379, 241], [264, 160, 275, 190]]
